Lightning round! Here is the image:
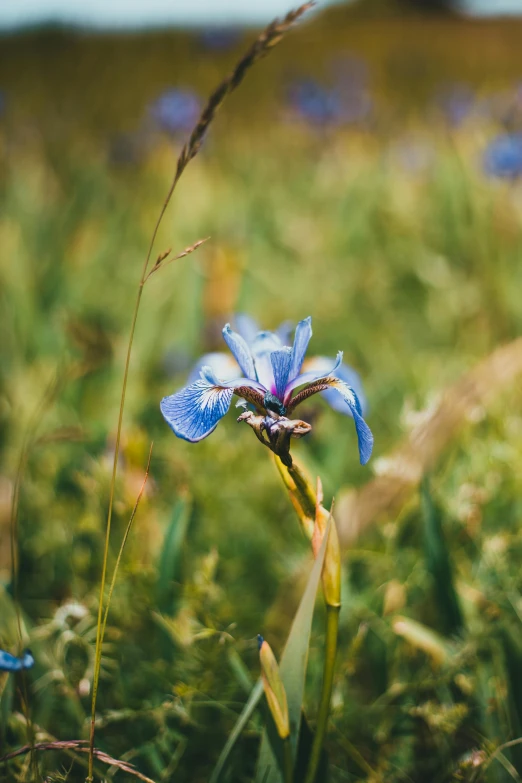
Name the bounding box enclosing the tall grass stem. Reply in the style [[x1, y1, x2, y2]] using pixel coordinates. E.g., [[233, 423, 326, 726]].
[[304, 604, 339, 783], [87, 5, 313, 779]]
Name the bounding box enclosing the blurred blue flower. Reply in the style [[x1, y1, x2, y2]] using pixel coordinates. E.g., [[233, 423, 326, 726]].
[[287, 79, 342, 126], [199, 27, 239, 52], [437, 84, 475, 127], [483, 133, 522, 179], [287, 59, 372, 127], [161, 315, 373, 465], [0, 649, 34, 672], [148, 88, 201, 135]]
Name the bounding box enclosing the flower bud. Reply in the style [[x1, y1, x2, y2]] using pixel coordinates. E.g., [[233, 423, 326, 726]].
[[312, 479, 341, 608], [258, 636, 290, 740]]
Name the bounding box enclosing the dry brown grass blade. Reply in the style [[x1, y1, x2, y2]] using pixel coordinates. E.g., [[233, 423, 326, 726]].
[[0, 740, 157, 783], [146, 237, 210, 280], [143, 1, 314, 279], [337, 336, 522, 546], [176, 2, 314, 173]]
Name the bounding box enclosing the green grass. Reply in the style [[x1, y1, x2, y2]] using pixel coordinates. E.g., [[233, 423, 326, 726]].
[[2, 8, 522, 782]]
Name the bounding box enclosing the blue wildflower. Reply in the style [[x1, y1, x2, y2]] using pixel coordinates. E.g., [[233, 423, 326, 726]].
[[483, 133, 522, 179], [148, 88, 201, 135], [160, 316, 373, 465], [437, 84, 475, 127], [199, 28, 239, 52], [0, 649, 34, 672], [287, 79, 342, 126]]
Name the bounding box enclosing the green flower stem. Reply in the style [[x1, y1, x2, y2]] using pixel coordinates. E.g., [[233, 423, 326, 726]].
[[88, 282, 145, 782], [274, 455, 341, 782], [283, 737, 294, 783], [304, 604, 339, 783], [287, 461, 317, 521]]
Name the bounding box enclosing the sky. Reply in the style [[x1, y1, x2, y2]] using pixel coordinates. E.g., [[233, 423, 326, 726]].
[[0, 0, 520, 29]]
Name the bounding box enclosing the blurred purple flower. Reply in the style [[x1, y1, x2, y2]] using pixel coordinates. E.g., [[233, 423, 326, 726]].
[[483, 133, 522, 179], [287, 79, 342, 126], [437, 84, 475, 127], [199, 27, 239, 52], [148, 88, 201, 135], [287, 56, 372, 128]]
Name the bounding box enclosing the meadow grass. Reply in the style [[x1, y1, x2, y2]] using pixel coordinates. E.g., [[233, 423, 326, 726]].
[[1, 7, 522, 782]]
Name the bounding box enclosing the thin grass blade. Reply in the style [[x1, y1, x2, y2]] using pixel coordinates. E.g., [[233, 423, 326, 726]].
[[156, 494, 192, 615], [421, 477, 463, 636], [209, 679, 264, 783], [256, 515, 332, 783]]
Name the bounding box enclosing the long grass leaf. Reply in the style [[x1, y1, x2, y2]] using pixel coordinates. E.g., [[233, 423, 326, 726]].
[[421, 477, 463, 636], [209, 679, 264, 783], [156, 495, 192, 615], [256, 515, 332, 783]]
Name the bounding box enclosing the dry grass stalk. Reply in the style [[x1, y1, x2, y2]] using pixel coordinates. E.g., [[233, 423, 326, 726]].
[[143, 1, 314, 278], [89, 6, 314, 777], [0, 740, 157, 783], [337, 336, 522, 545]]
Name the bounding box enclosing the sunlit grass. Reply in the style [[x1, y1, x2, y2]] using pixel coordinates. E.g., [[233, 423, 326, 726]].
[[2, 7, 522, 782]]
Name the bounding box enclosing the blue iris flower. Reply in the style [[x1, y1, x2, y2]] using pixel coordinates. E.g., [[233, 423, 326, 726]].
[[483, 133, 522, 179], [0, 649, 34, 672], [148, 88, 202, 135], [160, 316, 373, 465]]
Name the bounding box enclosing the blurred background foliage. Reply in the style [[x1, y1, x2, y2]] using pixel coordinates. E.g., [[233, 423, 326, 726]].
[[2, 1, 522, 780]]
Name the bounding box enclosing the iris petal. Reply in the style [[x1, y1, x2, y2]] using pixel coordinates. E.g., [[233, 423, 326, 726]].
[[275, 320, 293, 347], [234, 314, 259, 344], [321, 379, 373, 465], [222, 324, 256, 380], [187, 352, 240, 385], [301, 355, 368, 416], [270, 347, 293, 399], [251, 330, 282, 357], [0, 649, 34, 672], [288, 316, 312, 382], [284, 351, 343, 398], [198, 365, 265, 392], [161, 379, 234, 442]]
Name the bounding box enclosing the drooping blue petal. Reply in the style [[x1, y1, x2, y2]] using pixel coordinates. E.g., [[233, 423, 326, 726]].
[[161, 378, 234, 442], [301, 355, 368, 416], [187, 352, 240, 385], [288, 316, 312, 382], [321, 379, 373, 465], [251, 330, 283, 357], [284, 351, 343, 399], [222, 324, 256, 380], [234, 314, 260, 345], [270, 347, 293, 400], [21, 651, 35, 669], [0, 649, 34, 672]]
